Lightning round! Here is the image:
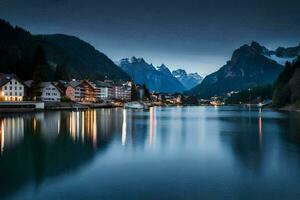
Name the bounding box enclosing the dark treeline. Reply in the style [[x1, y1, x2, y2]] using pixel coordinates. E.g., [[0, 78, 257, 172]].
[[0, 18, 130, 82], [225, 85, 273, 104], [226, 57, 300, 108], [272, 57, 300, 107], [0, 19, 69, 82]]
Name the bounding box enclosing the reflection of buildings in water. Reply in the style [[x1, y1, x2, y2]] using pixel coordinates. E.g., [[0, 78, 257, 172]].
[[37, 112, 61, 141], [149, 107, 156, 146], [122, 109, 127, 145], [0, 117, 24, 154], [121, 107, 156, 147], [68, 110, 97, 148], [258, 112, 263, 146]]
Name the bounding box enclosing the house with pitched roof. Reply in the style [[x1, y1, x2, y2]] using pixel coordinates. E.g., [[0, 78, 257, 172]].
[[25, 81, 62, 102], [66, 80, 96, 102], [0, 73, 25, 101]]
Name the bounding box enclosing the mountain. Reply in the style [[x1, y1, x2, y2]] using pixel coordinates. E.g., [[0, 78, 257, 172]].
[[0, 18, 129, 81], [118, 57, 185, 92], [188, 42, 288, 98], [273, 57, 300, 107], [263, 43, 300, 65], [37, 34, 130, 80], [172, 69, 203, 90]]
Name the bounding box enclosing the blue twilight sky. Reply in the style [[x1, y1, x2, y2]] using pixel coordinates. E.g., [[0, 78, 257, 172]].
[[0, 0, 300, 75]]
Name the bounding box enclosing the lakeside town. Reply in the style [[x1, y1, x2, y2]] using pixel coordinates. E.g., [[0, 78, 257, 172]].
[[0, 72, 199, 111], [0, 72, 277, 112]]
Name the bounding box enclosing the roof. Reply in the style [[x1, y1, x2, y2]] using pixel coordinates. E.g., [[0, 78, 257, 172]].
[[95, 81, 112, 88], [68, 80, 82, 88], [0, 73, 26, 87], [24, 80, 62, 94], [24, 80, 33, 87]]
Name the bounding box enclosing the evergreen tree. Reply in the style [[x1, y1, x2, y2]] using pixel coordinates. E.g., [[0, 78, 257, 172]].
[[131, 83, 139, 101], [142, 84, 151, 100], [31, 45, 48, 100], [54, 64, 69, 81]]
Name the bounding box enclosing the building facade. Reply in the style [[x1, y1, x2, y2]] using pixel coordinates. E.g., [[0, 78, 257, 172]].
[[0, 74, 25, 101], [66, 80, 96, 102], [113, 84, 131, 101], [40, 82, 62, 102], [94, 81, 113, 100]]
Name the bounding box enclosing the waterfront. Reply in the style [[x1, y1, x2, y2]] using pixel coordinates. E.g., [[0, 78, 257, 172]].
[[0, 106, 300, 199]]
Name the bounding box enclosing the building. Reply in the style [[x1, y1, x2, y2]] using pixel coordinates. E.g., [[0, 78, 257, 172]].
[[0, 73, 25, 101], [66, 80, 95, 102], [113, 83, 131, 101], [25, 81, 62, 102], [54, 80, 68, 96], [93, 81, 113, 100], [40, 82, 62, 102]]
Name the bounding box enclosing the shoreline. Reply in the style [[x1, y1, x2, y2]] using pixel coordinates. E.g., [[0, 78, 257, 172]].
[[1, 103, 300, 113]]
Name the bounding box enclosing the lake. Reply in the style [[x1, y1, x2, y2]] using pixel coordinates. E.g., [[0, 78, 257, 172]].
[[1, 106, 300, 200]]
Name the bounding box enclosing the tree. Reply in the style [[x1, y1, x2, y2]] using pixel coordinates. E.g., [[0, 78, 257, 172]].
[[31, 45, 48, 100], [272, 57, 300, 107], [142, 84, 151, 100], [54, 64, 69, 81], [131, 83, 139, 101]]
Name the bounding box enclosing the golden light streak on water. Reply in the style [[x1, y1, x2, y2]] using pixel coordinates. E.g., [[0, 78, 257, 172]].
[[33, 117, 37, 132], [149, 107, 156, 146], [1, 120, 4, 155], [92, 110, 97, 149]]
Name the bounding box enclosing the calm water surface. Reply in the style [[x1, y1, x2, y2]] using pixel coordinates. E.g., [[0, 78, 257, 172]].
[[0, 106, 300, 200]]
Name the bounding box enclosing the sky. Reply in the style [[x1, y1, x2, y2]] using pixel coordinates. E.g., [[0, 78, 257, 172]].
[[0, 0, 300, 75]]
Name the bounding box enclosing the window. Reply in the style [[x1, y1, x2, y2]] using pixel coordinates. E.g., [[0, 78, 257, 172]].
[[15, 87, 17, 90], [10, 86, 12, 90], [10, 81, 12, 85], [19, 92, 22, 96], [15, 81, 17, 84], [15, 92, 17, 95], [10, 92, 12, 95], [19, 86, 22, 90], [4, 86, 7, 90]]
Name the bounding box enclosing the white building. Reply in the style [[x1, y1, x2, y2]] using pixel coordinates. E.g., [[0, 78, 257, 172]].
[[94, 81, 113, 100], [0, 73, 25, 101], [25, 81, 62, 102], [40, 82, 62, 102]]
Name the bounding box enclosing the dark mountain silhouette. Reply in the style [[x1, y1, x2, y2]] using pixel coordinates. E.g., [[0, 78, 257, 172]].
[[0, 18, 129, 81], [188, 42, 285, 98]]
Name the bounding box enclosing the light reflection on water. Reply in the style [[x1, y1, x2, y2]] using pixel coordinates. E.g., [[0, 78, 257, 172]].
[[0, 106, 300, 200]]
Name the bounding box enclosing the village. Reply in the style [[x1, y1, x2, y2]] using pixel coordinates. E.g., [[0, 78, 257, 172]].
[[0, 73, 189, 111]]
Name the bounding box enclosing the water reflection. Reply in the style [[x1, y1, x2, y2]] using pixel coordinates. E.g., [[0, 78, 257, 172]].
[[0, 117, 24, 154], [68, 110, 97, 148], [258, 111, 263, 146], [0, 107, 300, 199], [149, 107, 156, 146], [122, 109, 127, 145]]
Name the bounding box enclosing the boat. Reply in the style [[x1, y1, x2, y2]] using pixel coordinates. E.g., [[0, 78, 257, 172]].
[[124, 102, 148, 109]]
